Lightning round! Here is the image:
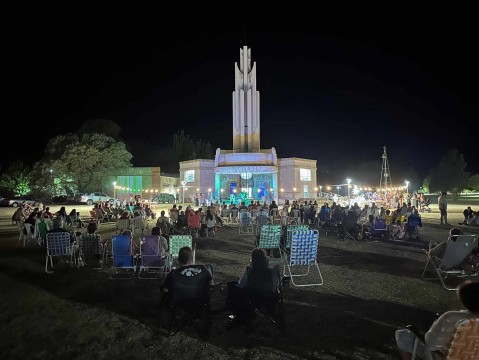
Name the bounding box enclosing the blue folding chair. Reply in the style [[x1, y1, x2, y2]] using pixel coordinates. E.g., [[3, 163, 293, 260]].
[[110, 235, 136, 279], [283, 229, 323, 287]]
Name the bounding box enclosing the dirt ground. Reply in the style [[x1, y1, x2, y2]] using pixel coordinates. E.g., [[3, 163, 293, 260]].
[[0, 203, 478, 359]]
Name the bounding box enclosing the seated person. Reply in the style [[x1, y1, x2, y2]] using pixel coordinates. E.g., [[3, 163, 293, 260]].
[[428, 227, 464, 259], [459, 206, 474, 225], [162, 246, 214, 307], [176, 211, 188, 229], [187, 210, 201, 236], [395, 280, 479, 360], [150, 226, 168, 254], [77, 222, 103, 267], [226, 248, 280, 324], [342, 210, 359, 238]]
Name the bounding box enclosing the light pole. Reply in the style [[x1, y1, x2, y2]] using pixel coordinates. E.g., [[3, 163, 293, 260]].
[[346, 178, 351, 204], [405, 180, 410, 194], [336, 186, 341, 196], [113, 181, 117, 201], [181, 180, 187, 204], [319, 185, 322, 196]]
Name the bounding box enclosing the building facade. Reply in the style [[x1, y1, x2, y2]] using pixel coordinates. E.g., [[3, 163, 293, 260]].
[[179, 46, 317, 204]]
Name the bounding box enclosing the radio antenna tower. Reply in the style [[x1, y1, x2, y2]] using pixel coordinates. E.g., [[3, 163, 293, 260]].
[[380, 145, 392, 190]]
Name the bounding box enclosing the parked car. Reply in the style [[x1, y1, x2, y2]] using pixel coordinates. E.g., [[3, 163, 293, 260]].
[[0, 196, 8, 206], [8, 195, 41, 207], [152, 193, 176, 204], [79, 192, 114, 205]]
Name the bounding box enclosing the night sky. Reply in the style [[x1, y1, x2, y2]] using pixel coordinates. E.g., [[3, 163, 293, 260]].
[[5, 16, 478, 188]]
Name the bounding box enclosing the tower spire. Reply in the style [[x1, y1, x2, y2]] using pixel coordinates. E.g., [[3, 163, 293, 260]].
[[380, 145, 392, 189]]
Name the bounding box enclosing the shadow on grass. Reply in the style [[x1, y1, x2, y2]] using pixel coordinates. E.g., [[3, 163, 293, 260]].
[[0, 247, 443, 359]]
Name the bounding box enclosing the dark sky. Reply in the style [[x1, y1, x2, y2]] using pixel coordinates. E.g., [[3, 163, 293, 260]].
[[5, 15, 478, 187]]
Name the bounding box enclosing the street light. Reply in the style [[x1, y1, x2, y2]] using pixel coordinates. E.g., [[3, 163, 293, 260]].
[[346, 178, 351, 204], [405, 180, 410, 194], [113, 181, 117, 201], [336, 186, 341, 196]]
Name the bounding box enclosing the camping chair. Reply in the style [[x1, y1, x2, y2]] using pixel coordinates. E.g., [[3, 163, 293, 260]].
[[283, 229, 323, 287], [239, 211, 253, 235], [77, 233, 104, 269], [110, 235, 136, 279], [257, 225, 283, 262], [247, 264, 285, 330], [269, 208, 281, 225], [115, 218, 131, 234], [290, 208, 301, 225], [409, 318, 479, 360], [131, 217, 146, 236], [220, 208, 230, 225], [369, 218, 388, 240], [169, 235, 195, 265], [45, 232, 73, 273], [421, 235, 478, 290], [166, 264, 213, 337], [230, 208, 239, 224], [405, 215, 422, 240], [138, 235, 171, 279]]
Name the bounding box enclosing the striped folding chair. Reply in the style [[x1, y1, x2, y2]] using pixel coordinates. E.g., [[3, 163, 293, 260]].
[[284, 229, 323, 287], [285, 225, 310, 250], [239, 211, 253, 235], [78, 233, 104, 269], [255, 211, 269, 235], [169, 235, 195, 264], [258, 225, 283, 262], [45, 232, 73, 273]]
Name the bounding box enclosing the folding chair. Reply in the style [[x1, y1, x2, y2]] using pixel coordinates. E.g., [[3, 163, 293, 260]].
[[77, 233, 104, 269], [220, 208, 230, 225], [247, 264, 285, 331], [283, 229, 324, 287], [115, 218, 131, 234], [166, 264, 213, 337], [110, 235, 136, 279], [255, 211, 269, 235], [257, 225, 283, 262], [138, 235, 171, 279], [45, 232, 73, 273], [370, 218, 388, 240], [421, 235, 478, 290], [410, 318, 479, 360], [169, 235, 195, 265], [230, 208, 239, 225], [239, 211, 253, 235], [284, 224, 309, 250], [405, 215, 422, 240], [269, 208, 281, 225], [131, 218, 146, 236]]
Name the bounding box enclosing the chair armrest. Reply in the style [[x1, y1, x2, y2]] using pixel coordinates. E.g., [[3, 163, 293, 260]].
[[406, 324, 425, 342]]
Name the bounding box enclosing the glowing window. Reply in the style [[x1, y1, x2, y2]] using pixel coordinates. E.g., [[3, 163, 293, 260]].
[[184, 170, 195, 182], [300, 168, 311, 181]]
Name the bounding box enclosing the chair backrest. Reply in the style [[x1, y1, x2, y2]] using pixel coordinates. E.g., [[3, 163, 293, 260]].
[[441, 235, 478, 270], [79, 233, 102, 257], [291, 209, 300, 218], [141, 235, 164, 267], [258, 225, 282, 249], [286, 225, 309, 248], [447, 318, 479, 360], [240, 211, 252, 225], [111, 235, 134, 267], [230, 208, 239, 218], [170, 264, 211, 306], [169, 235, 193, 260], [246, 265, 281, 306], [46, 232, 71, 256], [290, 230, 319, 266], [269, 208, 279, 217], [256, 211, 269, 227], [132, 218, 145, 232], [372, 218, 387, 231], [220, 208, 229, 217], [407, 215, 422, 228], [116, 219, 130, 233]]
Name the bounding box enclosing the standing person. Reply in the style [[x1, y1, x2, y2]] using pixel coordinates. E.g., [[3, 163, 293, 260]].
[[438, 191, 448, 225], [194, 193, 200, 207]]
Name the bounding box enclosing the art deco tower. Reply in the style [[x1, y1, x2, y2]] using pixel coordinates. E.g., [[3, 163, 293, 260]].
[[232, 46, 260, 153]]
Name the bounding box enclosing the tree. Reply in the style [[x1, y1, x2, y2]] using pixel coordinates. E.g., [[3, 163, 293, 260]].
[[427, 149, 470, 196], [468, 174, 479, 192], [172, 131, 214, 162], [0, 161, 31, 196], [40, 133, 132, 193], [77, 119, 123, 141]]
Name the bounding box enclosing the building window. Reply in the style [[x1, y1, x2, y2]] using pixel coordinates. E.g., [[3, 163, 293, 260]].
[[184, 170, 195, 182], [300, 168, 311, 181]]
